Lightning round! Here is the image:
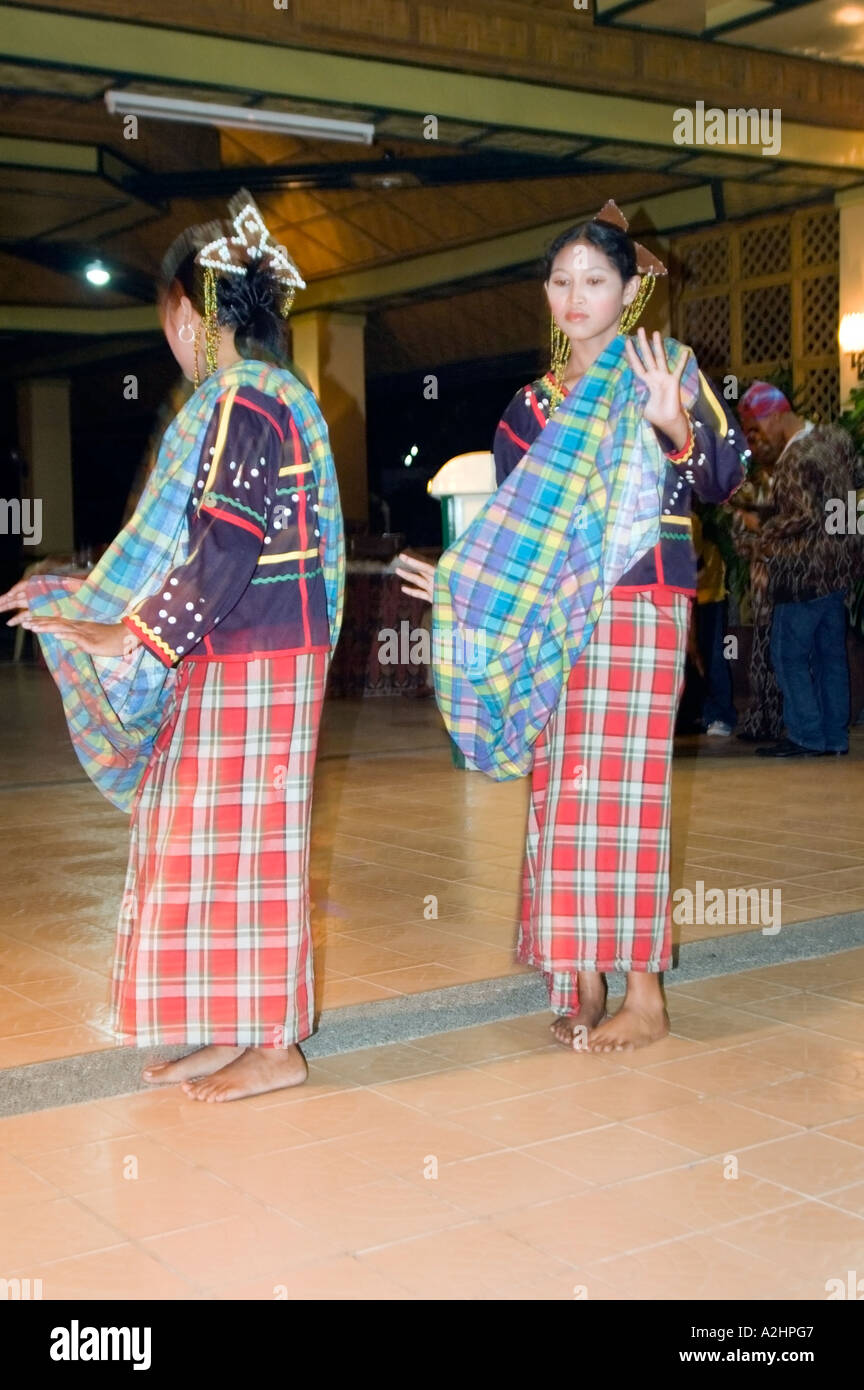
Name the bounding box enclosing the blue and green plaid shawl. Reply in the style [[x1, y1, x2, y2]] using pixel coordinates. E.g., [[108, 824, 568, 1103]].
[[29, 360, 344, 812], [432, 334, 699, 780]]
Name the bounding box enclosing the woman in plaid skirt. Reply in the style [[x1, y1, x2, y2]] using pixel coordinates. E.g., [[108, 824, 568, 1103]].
[[400, 203, 747, 1052], [2, 192, 344, 1101]]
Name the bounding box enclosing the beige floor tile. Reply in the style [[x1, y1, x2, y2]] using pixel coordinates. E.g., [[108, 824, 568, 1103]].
[[23, 1245, 199, 1300], [594, 1232, 789, 1300], [667, 975, 801, 1007], [286, 1175, 467, 1252], [630, 1097, 799, 1156], [205, 1140, 379, 1205], [411, 1017, 552, 1064], [421, 1149, 585, 1216], [454, 1087, 608, 1147], [473, 1047, 627, 1092], [822, 1181, 864, 1217], [76, 1169, 256, 1240], [647, 1044, 799, 1097], [818, 1114, 864, 1147], [317, 977, 401, 1007], [733, 1033, 864, 1087], [209, 1256, 414, 1300], [718, 1201, 864, 1290], [333, 1114, 505, 1177], [524, 1124, 700, 1184], [560, 1070, 701, 1119], [0, 1101, 135, 1157], [0, 1025, 114, 1066], [276, 1087, 418, 1141], [24, 1134, 199, 1195], [371, 1067, 527, 1116], [735, 994, 864, 1044], [738, 1131, 864, 1194], [494, 1184, 692, 1265], [357, 962, 474, 993], [0, 1149, 61, 1209], [1, 1196, 121, 1270], [358, 1221, 566, 1297], [733, 1076, 864, 1128], [152, 1109, 316, 1164], [143, 1196, 341, 1282], [614, 1160, 801, 1231]]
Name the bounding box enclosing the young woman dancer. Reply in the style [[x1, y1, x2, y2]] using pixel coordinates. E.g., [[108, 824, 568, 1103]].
[[398, 203, 746, 1052], [2, 192, 344, 1100]]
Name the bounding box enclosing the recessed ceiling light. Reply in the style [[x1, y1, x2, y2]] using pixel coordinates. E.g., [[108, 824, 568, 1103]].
[[84, 260, 111, 287]]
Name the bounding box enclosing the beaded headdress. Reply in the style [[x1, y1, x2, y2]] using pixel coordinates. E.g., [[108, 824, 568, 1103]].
[[161, 189, 305, 385]]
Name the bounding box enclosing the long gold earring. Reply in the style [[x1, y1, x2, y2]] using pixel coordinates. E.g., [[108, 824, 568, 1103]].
[[549, 317, 571, 411], [202, 267, 221, 377], [620, 274, 656, 334], [192, 322, 202, 390]]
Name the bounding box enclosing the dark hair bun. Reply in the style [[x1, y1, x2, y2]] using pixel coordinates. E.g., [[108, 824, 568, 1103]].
[[216, 261, 284, 356], [217, 261, 277, 329]]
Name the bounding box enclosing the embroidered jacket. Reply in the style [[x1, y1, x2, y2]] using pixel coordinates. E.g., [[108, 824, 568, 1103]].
[[124, 384, 330, 665], [493, 369, 746, 595]]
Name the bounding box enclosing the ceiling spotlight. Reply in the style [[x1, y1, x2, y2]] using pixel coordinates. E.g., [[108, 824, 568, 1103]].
[[84, 260, 111, 287]]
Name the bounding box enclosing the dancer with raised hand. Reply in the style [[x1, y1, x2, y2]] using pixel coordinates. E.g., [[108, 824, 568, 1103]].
[[1, 191, 344, 1101], [399, 202, 747, 1053]]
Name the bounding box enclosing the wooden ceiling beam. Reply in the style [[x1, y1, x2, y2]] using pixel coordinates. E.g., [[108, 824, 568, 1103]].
[[17, 0, 864, 131]]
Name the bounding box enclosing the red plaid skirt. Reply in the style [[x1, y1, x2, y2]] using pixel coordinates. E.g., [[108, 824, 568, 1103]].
[[518, 591, 688, 1011], [111, 652, 327, 1046]]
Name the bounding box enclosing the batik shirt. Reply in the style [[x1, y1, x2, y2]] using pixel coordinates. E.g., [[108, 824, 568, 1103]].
[[754, 423, 863, 603], [494, 370, 746, 595], [124, 384, 329, 665]]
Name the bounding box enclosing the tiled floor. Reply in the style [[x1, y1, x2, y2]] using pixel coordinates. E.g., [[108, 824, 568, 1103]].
[[2, 665, 864, 1064], [1, 949, 864, 1300]]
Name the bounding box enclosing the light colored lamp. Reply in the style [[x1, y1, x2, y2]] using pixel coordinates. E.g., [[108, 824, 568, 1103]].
[[839, 312, 864, 380]]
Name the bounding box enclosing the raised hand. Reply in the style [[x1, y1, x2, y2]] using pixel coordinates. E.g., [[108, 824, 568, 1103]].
[[625, 328, 690, 451]]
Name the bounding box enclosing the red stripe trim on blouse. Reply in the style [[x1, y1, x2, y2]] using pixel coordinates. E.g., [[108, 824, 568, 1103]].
[[497, 419, 530, 452], [198, 503, 265, 540], [217, 392, 286, 442]]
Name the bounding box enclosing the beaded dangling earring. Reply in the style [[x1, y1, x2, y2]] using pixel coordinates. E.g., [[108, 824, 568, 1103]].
[[549, 317, 571, 412], [620, 273, 656, 334], [192, 322, 202, 390], [202, 266, 221, 378]]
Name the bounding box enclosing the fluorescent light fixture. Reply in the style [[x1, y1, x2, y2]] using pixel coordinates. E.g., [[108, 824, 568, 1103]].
[[104, 90, 375, 144], [84, 259, 111, 286]]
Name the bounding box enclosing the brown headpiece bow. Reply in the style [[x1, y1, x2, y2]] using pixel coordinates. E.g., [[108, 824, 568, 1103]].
[[594, 199, 667, 276]]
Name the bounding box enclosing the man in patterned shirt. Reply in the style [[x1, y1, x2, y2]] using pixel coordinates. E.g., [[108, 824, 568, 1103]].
[[740, 383, 861, 757]]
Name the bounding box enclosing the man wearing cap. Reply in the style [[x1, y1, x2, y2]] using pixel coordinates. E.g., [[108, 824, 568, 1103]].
[[738, 383, 859, 758]]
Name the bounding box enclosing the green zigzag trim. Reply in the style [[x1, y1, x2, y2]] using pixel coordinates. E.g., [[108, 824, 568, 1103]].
[[203, 492, 267, 527], [251, 566, 325, 585]]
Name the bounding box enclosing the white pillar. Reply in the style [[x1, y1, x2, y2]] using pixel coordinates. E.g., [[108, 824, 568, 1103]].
[[291, 310, 368, 524], [16, 377, 74, 554]]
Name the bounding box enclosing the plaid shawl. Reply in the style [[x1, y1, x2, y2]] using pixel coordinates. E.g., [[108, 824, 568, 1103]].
[[29, 360, 344, 812], [432, 334, 699, 779]]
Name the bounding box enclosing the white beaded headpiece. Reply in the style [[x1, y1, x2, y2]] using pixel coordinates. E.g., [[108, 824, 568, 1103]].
[[196, 189, 306, 294]]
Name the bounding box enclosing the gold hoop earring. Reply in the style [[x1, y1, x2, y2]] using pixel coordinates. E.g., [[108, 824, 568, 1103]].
[[620, 274, 656, 334], [549, 317, 571, 411]]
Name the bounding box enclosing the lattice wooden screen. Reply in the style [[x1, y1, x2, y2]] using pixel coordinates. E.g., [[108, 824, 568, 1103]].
[[671, 204, 839, 422]]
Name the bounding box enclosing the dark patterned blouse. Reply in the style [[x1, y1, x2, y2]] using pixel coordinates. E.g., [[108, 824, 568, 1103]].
[[124, 385, 330, 666]]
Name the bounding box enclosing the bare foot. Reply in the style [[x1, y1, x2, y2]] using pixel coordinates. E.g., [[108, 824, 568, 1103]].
[[550, 973, 607, 1049], [142, 1045, 245, 1086], [550, 1008, 608, 1050], [587, 1004, 669, 1053], [182, 1043, 308, 1102]]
